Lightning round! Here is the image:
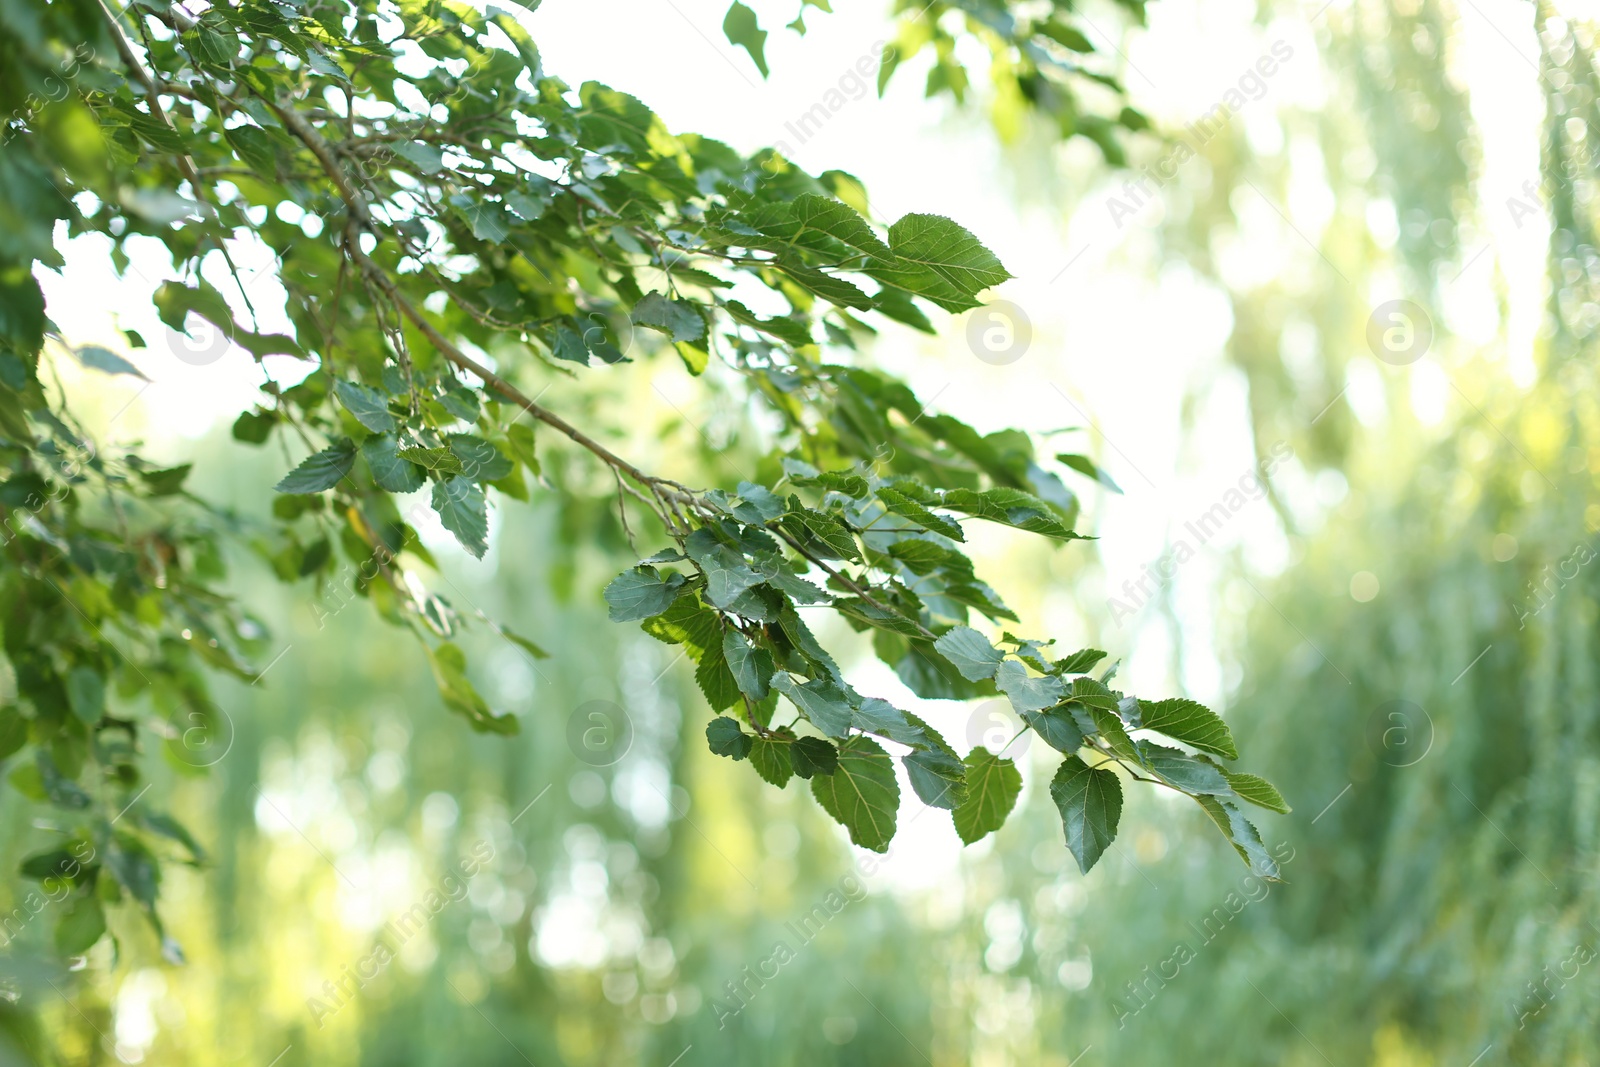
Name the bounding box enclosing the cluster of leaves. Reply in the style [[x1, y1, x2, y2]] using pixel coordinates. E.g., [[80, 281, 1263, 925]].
[[607, 462, 1287, 872], [0, 0, 264, 969], [721, 0, 1153, 159], [0, 0, 1277, 976]]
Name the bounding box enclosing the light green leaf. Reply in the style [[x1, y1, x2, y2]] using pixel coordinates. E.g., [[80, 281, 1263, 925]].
[[904, 747, 968, 809], [334, 380, 397, 433], [811, 736, 898, 851], [722, 1, 769, 77], [1197, 795, 1281, 879], [1050, 754, 1123, 874], [75, 345, 147, 379], [933, 626, 1005, 681], [65, 667, 104, 725], [55, 894, 106, 955], [994, 659, 1065, 713], [951, 748, 1022, 844], [938, 487, 1083, 541], [633, 292, 705, 343]]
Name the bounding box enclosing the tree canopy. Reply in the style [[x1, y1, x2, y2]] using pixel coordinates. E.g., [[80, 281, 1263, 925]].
[[0, 0, 1282, 995]]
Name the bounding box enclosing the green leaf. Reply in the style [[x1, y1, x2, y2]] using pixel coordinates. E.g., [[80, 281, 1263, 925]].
[[706, 716, 753, 760], [275, 441, 356, 494], [138, 465, 192, 496], [746, 194, 892, 260], [1087, 706, 1140, 761], [904, 747, 968, 809], [951, 748, 1022, 844], [685, 531, 762, 609], [432, 476, 489, 558], [770, 673, 853, 737], [1020, 706, 1084, 755], [361, 436, 426, 493], [633, 292, 705, 343], [866, 214, 1012, 312], [1039, 19, 1095, 52], [604, 566, 687, 622], [55, 894, 106, 955], [396, 446, 465, 475], [75, 345, 147, 379], [334, 380, 397, 433], [1221, 770, 1291, 814], [749, 735, 793, 786], [1056, 452, 1123, 493], [447, 435, 514, 481], [876, 487, 964, 541], [1137, 698, 1238, 760], [994, 659, 1065, 713], [153, 279, 234, 336], [723, 1, 770, 77], [1050, 755, 1123, 874], [933, 626, 1005, 681], [791, 736, 839, 778], [392, 140, 446, 174], [1140, 743, 1232, 795], [0, 706, 26, 762], [65, 667, 104, 725], [722, 631, 774, 701], [1055, 648, 1107, 674], [694, 630, 744, 712], [425, 643, 517, 735], [811, 736, 899, 851], [1196, 795, 1281, 879], [232, 409, 275, 444], [938, 487, 1083, 540]]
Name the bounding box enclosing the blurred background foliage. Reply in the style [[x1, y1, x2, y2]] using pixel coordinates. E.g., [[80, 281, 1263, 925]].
[[5, 0, 1600, 1064]]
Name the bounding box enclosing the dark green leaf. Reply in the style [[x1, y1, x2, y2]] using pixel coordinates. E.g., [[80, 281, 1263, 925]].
[[790, 736, 839, 779], [432, 476, 489, 558], [1050, 755, 1123, 874], [1020, 706, 1084, 755], [1138, 698, 1238, 760], [361, 436, 426, 493], [604, 566, 686, 622], [275, 442, 356, 494], [706, 716, 753, 760]]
